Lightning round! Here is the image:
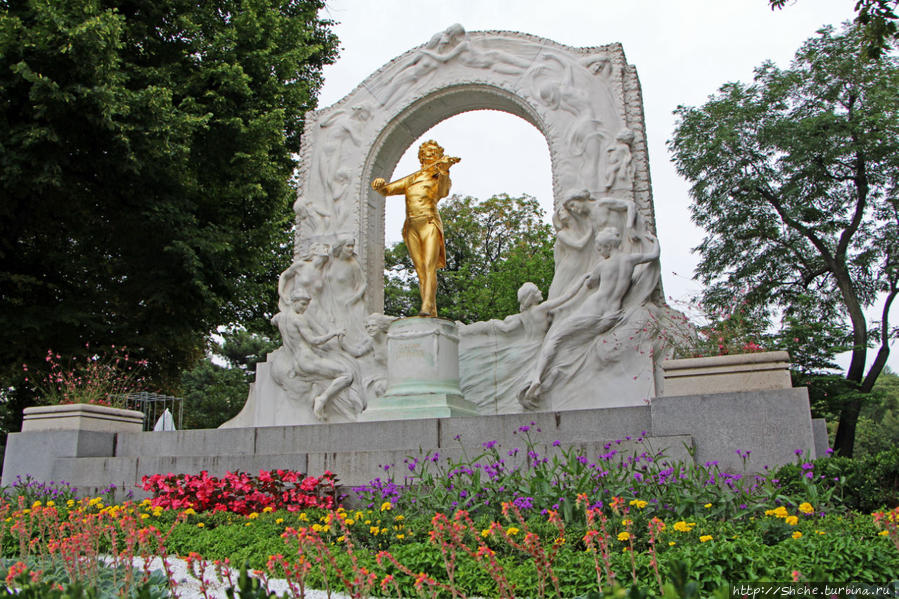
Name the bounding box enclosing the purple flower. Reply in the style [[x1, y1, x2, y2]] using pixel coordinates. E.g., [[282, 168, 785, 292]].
[[794, 449, 804, 456], [482, 440, 498, 450], [513, 496, 534, 510], [633, 472, 644, 482], [552, 440, 561, 447], [518, 424, 531, 433]]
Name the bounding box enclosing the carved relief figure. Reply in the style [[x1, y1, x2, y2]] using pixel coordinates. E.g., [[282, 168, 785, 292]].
[[522, 229, 660, 407], [371, 140, 460, 317], [378, 25, 468, 108], [278, 244, 331, 321], [459, 278, 586, 412], [548, 191, 595, 300], [272, 290, 364, 421], [358, 313, 396, 398], [326, 237, 368, 345], [603, 129, 635, 191]]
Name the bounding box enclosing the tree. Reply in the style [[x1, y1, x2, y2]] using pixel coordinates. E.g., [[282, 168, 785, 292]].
[[770, 0, 898, 59], [0, 1, 338, 435], [179, 330, 278, 429], [669, 24, 898, 456], [385, 194, 555, 323]]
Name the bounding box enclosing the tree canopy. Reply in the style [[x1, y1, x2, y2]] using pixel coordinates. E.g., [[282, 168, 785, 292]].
[[0, 0, 338, 433], [770, 0, 899, 59], [669, 24, 898, 456], [385, 194, 555, 323]]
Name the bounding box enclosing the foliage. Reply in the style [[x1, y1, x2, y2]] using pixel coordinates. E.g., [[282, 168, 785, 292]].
[[3, 450, 899, 598], [141, 469, 338, 514], [669, 24, 899, 456], [0, 0, 339, 436], [774, 447, 899, 512], [351, 424, 843, 529], [1, 557, 170, 599], [770, 0, 899, 59], [178, 330, 279, 429], [1, 477, 79, 507], [855, 368, 899, 457], [22, 347, 147, 408], [385, 194, 555, 322]]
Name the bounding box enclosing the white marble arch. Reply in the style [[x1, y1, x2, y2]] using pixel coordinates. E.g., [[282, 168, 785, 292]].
[[292, 26, 657, 315], [223, 26, 682, 428]]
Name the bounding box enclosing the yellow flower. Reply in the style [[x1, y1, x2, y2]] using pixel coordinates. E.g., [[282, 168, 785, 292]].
[[704, 503, 712, 509], [792, 531, 802, 539], [668, 541, 676, 546], [785, 516, 799, 526], [380, 501, 392, 512], [276, 518, 284, 524], [617, 532, 630, 542], [345, 519, 355, 526], [879, 530, 890, 537], [506, 527, 520, 536], [262, 506, 274, 513], [396, 534, 405, 540], [140, 514, 150, 520], [673, 521, 696, 533], [815, 530, 825, 535], [395, 514, 405, 521], [312, 523, 323, 532], [481, 528, 490, 538], [66, 500, 75, 508], [337, 535, 346, 542], [46, 501, 55, 508], [365, 519, 372, 525], [197, 522, 205, 528], [628, 499, 648, 509], [622, 519, 632, 526], [355, 511, 364, 520], [245, 522, 252, 527], [183, 508, 196, 516], [370, 526, 380, 535], [299, 513, 308, 521], [699, 535, 713, 543], [773, 506, 788, 519], [248, 512, 259, 520], [798, 502, 814, 514]]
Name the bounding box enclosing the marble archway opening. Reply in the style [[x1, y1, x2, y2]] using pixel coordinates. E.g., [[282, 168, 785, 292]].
[[223, 25, 687, 428], [383, 109, 554, 249]]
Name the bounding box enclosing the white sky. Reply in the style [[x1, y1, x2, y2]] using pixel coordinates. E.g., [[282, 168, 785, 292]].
[[314, 0, 897, 373]]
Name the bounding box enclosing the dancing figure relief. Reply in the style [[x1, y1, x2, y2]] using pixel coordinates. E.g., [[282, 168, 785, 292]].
[[521, 229, 660, 408], [603, 128, 635, 191]]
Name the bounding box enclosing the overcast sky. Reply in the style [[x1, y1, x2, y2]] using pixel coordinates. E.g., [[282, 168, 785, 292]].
[[314, 0, 897, 372]]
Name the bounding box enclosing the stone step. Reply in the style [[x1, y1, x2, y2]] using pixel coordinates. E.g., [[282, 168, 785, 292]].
[[55, 434, 693, 500], [114, 406, 653, 458]]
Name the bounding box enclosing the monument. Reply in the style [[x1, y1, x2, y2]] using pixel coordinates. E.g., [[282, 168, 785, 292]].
[[1, 26, 820, 497], [222, 25, 687, 428]]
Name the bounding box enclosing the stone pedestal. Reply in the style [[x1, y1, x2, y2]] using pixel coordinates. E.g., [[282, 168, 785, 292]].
[[360, 318, 478, 421], [22, 404, 145, 433], [661, 351, 792, 397]]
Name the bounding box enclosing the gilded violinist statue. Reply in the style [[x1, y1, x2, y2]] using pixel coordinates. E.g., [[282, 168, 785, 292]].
[[371, 140, 460, 317]]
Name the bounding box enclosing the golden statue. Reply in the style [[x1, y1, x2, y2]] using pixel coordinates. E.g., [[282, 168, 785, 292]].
[[371, 140, 460, 317]]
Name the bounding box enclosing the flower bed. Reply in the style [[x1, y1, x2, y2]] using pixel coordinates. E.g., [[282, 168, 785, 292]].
[[2, 431, 898, 598]]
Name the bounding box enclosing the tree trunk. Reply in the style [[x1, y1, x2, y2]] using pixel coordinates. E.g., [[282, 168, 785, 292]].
[[833, 396, 862, 457]]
